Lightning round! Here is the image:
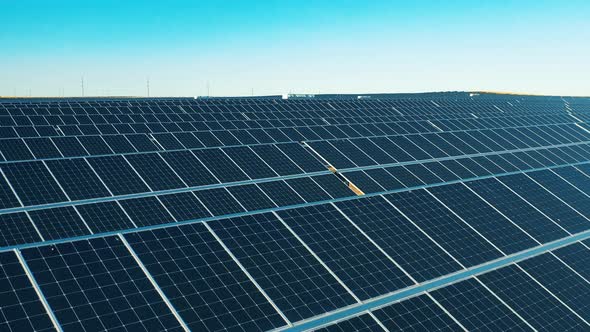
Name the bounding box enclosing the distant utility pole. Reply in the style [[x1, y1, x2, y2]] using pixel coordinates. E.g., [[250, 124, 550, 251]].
[[80, 76, 85, 97], [251, 88, 254, 96], [207, 81, 210, 97]]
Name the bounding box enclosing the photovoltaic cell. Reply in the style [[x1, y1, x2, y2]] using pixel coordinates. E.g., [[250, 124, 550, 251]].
[[257, 180, 306, 207], [428, 183, 537, 254], [125, 153, 186, 191], [227, 184, 277, 211], [372, 294, 461, 332], [527, 170, 590, 219], [193, 149, 250, 183], [75, 201, 136, 233], [250, 144, 303, 176], [0, 212, 42, 247], [285, 177, 332, 203], [22, 237, 184, 332], [124, 223, 288, 331], [312, 174, 355, 199], [552, 242, 590, 280], [119, 197, 175, 227], [45, 159, 111, 201], [278, 204, 414, 300], [0, 174, 21, 209], [275, 143, 327, 173], [466, 178, 569, 243], [223, 146, 278, 179], [209, 213, 356, 322], [28, 206, 90, 240], [2, 161, 68, 206], [385, 190, 503, 267], [87, 156, 151, 195], [194, 188, 246, 216], [335, 196, 462, 282], [0, 251, 55, 332], [160, 151, 219, 187], [498, 173, 590, 234], [158, 192, 212, 221], [518, 252, 590, 321], [478, 264, 587, 331], [430, 278, 532, 331]]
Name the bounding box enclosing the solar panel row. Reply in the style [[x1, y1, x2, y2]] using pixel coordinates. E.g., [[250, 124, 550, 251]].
[[2, 95, 590, 331]]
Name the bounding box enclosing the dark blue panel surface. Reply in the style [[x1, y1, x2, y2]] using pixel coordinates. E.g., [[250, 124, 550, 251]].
[[124, 223, 287, 331], [125, 153, 186, 191], [158, 192, 211, 221], [46, 159, 111, 201], [22, 237, 184, 332], [160, 151, 218, 187], [0, 174, 21, 209], [28, 206, 90, 240], [429, 183, 537, 254], [467, 178, 569, 243], [385, 190, 503, 267], [193, 149, 250, 183], [119, 197, 175, 227], [87, 156, 151, 195], [431, 278, 533, 331], [335, 196, 462, 282], [209, 213, 356, 322], [499, 174, 590, 233], [194, 188, 246, 216], [0, 251, 55, 332], [315, 313, 382, 332], [75, 201, 136, 233], [0, 212, 41, 247], [479, 264, 587, 331], [223, 146, 278, 179], [519, 252, 590, 321], [373, 294, 461, 331], [278, 204, 414, 300], [2, 161, 68, 206]]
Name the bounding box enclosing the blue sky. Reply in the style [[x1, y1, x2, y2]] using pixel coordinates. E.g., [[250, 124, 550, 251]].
[[1, 1, 589, 97]]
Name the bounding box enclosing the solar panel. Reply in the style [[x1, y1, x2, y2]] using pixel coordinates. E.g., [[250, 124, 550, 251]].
[[3, 94, 590, 331], [277, 204, 414, 300], [0, 251, 55, 332], [22, 237, 185, 331], [208, 213, 357, 322], [124, 223, 288, 331], [372, 294, 462, 331]]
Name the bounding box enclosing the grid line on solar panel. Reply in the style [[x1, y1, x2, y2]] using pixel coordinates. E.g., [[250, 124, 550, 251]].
[[207, 212, 357, 322], [518, 252, 590, 322], [478, 264, 589, 330], [428, 183, 538, 255], [1, 161, 69, 206], [123, 223, 289, 331], [0, 250, 57, 332], [498, 173, 590, 234], [430, 277, 533, 331], [384, 190, 503, 267], [371, 293, 464, 332], [276, 204, 415, 301], [21, 236, 185, 332], [0, 212, 42, 247], [466, 177, 571, 244], [528, 169, 590, 215], [334, 196, 462, 282]]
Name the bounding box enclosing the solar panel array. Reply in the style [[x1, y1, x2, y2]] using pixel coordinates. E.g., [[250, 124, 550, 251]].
[[1, 94, 590, 331]]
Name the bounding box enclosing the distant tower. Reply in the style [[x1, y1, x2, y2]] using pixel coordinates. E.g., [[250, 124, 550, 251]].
[[81, 76, 85, 97], [147, 77, 150, 97]]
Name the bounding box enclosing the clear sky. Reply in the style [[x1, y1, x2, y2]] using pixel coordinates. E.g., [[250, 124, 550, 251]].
[[1, 0, 589, 97]]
